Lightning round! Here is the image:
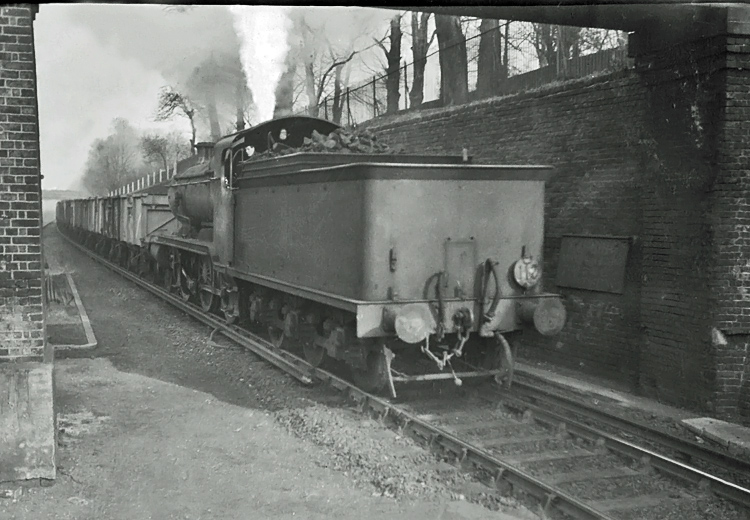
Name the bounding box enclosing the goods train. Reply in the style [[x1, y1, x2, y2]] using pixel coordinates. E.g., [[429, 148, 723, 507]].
[[57, 115, 566, 396]]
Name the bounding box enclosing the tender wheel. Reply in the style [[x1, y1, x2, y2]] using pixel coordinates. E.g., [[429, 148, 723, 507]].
[[299, 319, 325, 367], [268, 326, 285, 349], [198, 256, 218, 312], [351, 345, 390, 394], [303, 342, 326, 367]]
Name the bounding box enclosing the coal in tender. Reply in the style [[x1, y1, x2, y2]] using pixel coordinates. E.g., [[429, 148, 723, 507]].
[[253, 126, 403, 162]]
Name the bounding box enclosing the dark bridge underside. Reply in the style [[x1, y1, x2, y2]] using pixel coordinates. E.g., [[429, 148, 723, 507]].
[[392, 3, 749, 51]]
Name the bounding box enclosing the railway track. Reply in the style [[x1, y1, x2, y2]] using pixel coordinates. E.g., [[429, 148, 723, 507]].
[[509, 378, 750, 485], [57, 225, 750, 520]]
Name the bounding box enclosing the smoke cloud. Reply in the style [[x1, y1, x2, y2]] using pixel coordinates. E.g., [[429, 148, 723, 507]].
[[62, 4, 248, 142], [229, 6, 292, 124]]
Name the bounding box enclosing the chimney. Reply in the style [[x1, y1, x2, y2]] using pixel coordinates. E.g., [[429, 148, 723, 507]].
[[195, 142, 214, 163]]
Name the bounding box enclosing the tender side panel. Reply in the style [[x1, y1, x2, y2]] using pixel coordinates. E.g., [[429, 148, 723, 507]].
[[233, 181, 366, 298]]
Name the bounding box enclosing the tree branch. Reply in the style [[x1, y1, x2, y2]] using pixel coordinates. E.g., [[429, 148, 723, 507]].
[[316, 51, 357, 101]]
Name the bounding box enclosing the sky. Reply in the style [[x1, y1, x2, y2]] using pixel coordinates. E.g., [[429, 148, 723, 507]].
[[34, 4, 396, 191]]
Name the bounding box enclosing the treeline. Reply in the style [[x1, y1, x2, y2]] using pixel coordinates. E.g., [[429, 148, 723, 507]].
[[82, 118, 191, 196]]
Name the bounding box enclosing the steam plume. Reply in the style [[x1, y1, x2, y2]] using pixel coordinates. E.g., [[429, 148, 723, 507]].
[[230, 6, 292, 123]]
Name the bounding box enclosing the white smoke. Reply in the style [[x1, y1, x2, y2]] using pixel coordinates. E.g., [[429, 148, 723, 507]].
[[230, 5, 292, 123]]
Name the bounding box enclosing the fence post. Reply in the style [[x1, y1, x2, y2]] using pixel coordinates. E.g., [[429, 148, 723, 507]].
[[347, 88, 351, 126], [372, 77, 376, 119], [404, 61, 409, 110]]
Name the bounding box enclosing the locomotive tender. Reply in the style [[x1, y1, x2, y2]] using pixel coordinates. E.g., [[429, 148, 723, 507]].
[[58, 116, 566, 396]]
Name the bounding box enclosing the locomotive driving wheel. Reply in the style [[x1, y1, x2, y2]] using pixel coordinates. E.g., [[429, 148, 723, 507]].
[[166, 247, 180, 294], [198, 256, 218, 313], [266, 298, 289, 349], [178, 253, 197, 302]]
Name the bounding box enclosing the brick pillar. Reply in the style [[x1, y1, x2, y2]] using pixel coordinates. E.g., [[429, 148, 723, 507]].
[[635, 7, 750, 420], [707, 10, 750, 420], [632, 32, 726, 412], [0, 4, 45, 363]]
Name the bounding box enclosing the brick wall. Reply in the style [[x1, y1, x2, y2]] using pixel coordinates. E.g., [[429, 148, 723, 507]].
[[0, 5, 45, 362], [364, 32, 750, 417]]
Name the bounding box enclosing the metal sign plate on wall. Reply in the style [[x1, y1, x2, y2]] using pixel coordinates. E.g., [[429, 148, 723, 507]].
[[556, 235, 630, 294]]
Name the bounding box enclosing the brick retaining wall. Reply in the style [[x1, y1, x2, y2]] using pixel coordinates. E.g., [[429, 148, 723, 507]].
[[0, 4, 45, 362]]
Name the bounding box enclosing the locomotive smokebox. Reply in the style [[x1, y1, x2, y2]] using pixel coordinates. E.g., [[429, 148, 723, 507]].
[[167, 141, 217, 233]]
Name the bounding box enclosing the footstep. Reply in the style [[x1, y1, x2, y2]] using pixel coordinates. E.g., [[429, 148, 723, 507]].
[[67, 496, 89, 505]]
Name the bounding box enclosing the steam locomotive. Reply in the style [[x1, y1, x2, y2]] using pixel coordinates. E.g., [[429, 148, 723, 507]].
[[57, 115, 566, 396]]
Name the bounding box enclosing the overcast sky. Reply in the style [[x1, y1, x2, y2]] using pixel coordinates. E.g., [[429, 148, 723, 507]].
[[34, 4, 394, 191]]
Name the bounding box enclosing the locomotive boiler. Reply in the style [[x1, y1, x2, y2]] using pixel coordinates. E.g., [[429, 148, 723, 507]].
[[61, 115, 567, 397]]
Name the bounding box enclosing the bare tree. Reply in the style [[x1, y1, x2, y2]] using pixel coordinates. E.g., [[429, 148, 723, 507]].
[[476, 19, 507, 98], [531, 24, 582, 73], [300, 21, 357, 117], [141, 131, 191, 174], [155, 86, 198, 153], [330, 56, 353, 124], [374, 14, 403, 114], [409, 12, 435, 109], [82, 118, 147, 195], [291, 13, 367, 119], [435, 14, 468, 106], [578, 28, 626, 53], [188, 55, 231, 141]]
